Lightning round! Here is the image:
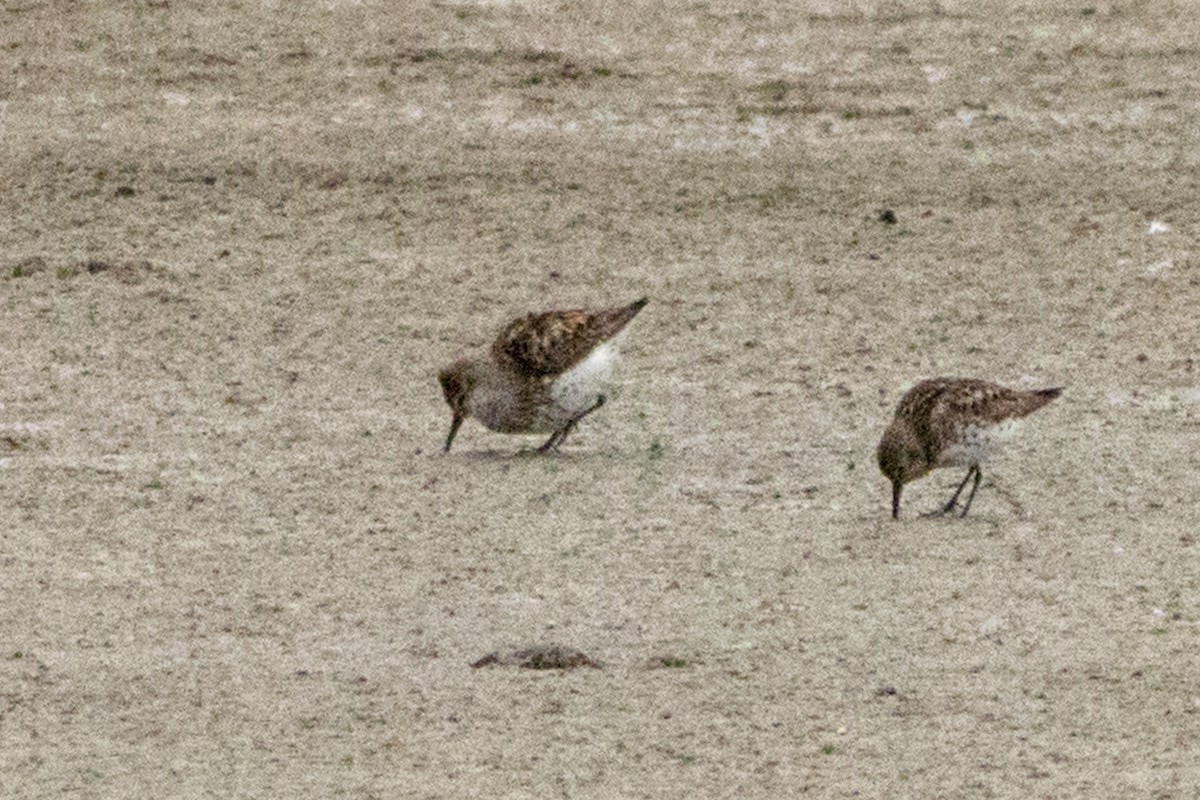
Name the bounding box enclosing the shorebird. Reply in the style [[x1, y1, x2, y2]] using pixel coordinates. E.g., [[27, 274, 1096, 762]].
[[437, 297, 647, 453], [877, 377, 1062, 518]]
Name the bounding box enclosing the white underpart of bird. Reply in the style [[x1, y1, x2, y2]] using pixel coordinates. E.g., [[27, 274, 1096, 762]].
[[938, 418, 1024, 467], [549, 333, 625, 418]]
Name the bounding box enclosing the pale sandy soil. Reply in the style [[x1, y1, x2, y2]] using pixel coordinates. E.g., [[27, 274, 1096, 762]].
[[2, 1, 1199, 797]]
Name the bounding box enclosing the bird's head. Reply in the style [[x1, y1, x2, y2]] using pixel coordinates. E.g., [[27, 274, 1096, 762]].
[[876, 423, 929, 519]]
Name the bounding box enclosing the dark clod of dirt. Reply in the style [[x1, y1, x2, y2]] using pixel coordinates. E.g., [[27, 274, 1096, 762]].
[[650, 655, 691, 669], [470, 653, 500, 669], [517, 646, 599, 670], [114, 185, 136, 197], [82, 259, 165, 284], [471, 645, 600, 671], [877, 208, 897, 224]]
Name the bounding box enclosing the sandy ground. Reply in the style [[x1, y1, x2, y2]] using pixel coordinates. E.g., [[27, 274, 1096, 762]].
[[2, 1, 1199, 797]]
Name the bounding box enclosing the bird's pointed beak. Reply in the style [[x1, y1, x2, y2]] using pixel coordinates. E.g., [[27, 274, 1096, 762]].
[[891, 481, 902, 519], [443, 412, 464, 453]]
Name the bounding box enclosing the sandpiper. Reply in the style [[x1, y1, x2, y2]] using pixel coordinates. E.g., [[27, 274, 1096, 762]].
[[877, 377, 1062, 518], [438, 297, 647, 453]]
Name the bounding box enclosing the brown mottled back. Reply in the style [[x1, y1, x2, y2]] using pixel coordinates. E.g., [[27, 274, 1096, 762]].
[[897, 378, 1062, 460], [492, 297, 647, 377]]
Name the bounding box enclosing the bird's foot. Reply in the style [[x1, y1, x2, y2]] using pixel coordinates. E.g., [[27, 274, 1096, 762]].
[[920, 501, 958, 518], [536, 434, 564, 453]]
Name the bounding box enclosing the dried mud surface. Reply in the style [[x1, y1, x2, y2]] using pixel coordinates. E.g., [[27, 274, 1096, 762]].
[[2, 1, 1199, 797]]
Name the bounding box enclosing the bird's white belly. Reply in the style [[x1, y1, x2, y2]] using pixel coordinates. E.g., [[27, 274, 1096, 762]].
[[548, 342, 617, 417], [472, 340, 624, 434], [939, 419, 1023, 467]]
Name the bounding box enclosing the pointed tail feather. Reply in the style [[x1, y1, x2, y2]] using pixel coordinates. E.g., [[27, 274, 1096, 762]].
[[595, 297, 648, 340], [1033, 386, 1063, 407], [1018, 386, 1062, 417]]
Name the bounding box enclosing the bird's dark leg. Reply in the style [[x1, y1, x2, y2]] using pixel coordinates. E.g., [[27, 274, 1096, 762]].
[[443, 412, 465, 453], [537, 395, 606, 452], [957, 466, 983, 517], [537, 426, 567, 452], [923, 465, 978, 517], [943, 466, 978, 513]]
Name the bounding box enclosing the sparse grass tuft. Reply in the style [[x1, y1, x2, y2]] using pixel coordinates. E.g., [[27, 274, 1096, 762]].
[[753, 79, 789, 103], [10, 257, 46, 278]]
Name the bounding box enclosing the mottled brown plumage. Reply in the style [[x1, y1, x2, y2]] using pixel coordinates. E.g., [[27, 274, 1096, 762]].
[[438, 298, 647, 453], [878, 377, 1062, 518], [493, 301, 647, 377]]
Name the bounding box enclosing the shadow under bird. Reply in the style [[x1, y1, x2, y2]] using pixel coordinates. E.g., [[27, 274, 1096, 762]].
[[877, 377, 1063, 519], [438, 297, 647, 453]]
